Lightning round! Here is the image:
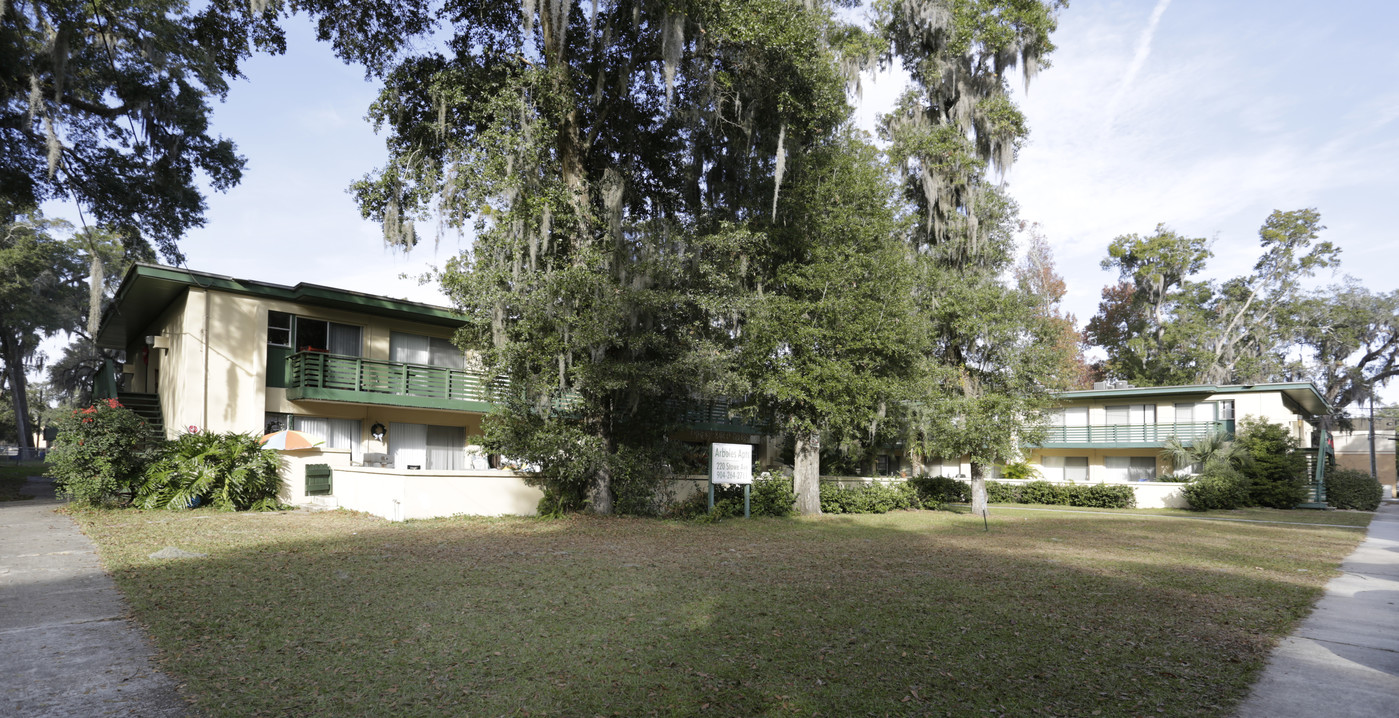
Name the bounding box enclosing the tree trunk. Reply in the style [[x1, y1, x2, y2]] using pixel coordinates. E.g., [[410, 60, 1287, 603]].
[[590, 411, 615, 515], [2, 335, 34, 450], [969, 461, 987, 518], [794, 431, 821, 515], [590, 465, 614, 515]]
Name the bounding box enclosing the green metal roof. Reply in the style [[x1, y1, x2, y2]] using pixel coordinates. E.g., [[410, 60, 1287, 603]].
[[1054, 382, 1331, 417], [96, 264, 464, 350]]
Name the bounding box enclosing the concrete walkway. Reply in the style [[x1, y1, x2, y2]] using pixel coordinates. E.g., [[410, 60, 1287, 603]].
[[0, 476, 186, 717], [1236, 499, 1399, 717]]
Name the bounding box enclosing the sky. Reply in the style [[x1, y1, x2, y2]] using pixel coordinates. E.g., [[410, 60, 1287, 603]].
[[39, 1, 1399, 405]]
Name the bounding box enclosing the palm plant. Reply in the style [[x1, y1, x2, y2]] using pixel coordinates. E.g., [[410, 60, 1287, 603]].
[[1160, 429, 1243, 477], [136, 432, 283, 511]]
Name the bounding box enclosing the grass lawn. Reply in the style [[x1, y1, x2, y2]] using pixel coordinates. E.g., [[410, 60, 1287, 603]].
[[0, 461, 44, 501], [71, 507, 1370, 717], [964, 503, 1378, 528]]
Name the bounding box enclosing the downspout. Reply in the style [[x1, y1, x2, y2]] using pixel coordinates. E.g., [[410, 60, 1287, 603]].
[[202, 290, 210, 433]]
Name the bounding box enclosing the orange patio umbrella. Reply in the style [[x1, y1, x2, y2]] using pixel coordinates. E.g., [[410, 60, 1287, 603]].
[[258, 429, 323, 450]]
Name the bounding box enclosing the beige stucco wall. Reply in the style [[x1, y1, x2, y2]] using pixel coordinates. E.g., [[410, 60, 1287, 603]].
[[1217, 391, 1314, 448], [330, 468, 545, 519], [276, 447, 355, 504], [121, 287, 258, 437]]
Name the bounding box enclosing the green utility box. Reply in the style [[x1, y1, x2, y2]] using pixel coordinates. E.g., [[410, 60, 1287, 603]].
[[305, 463, 333, 496]]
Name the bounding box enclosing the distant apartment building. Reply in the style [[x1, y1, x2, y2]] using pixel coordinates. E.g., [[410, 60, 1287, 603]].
[[1333, 416, 1397, 498]]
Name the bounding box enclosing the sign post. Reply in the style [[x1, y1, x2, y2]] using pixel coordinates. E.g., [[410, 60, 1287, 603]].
[[708, 442, 753, 518]]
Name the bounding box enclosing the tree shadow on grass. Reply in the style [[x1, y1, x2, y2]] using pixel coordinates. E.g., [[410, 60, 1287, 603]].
[[75, 508, 1370, 718]]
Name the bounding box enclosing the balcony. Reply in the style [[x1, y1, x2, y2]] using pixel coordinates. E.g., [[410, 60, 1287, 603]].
[[664, 397, 764, 435], [1037, 421, 1228, 448], [283, 352, 763, 435], [285, 351, 499, 412]]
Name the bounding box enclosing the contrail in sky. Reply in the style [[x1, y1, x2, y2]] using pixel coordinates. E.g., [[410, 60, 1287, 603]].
[[1101, 0, 1173, 137]]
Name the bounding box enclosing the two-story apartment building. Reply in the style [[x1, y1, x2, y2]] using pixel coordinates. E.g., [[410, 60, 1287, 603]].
[[95, 264, 765, 518], [1030, 381, 1330, 483], [94, 265, 1337, 516]]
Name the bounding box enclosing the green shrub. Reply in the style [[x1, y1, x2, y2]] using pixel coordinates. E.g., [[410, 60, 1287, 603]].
[[921, 477, 1140, 510], [751, 473, 798, 516], [985, 480, 1018, 503], [1182, 466, 1251, 510], [1066, 484, 1137, 509], [609, 445, 675, 516], [711, 473, 797, 518], [1325, 468, 1382, 511], [1235, 418, 1308, 508], [909, 475, 964, 505], [819, 481, 916, 514], [47, 399, 158, 506], [668, 473, 797, 520], [1019, 480, 1070, 505], [137, 432, 284, 511]]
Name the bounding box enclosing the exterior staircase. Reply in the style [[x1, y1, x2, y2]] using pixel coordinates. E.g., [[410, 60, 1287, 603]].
[[116, 392, 165, 438]]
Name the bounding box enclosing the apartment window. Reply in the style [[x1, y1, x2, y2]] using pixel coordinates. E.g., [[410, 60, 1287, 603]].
[[1053, 407, 1088, 426], [1042, 456, 1088, 481], [390, 332, 465, 369], [1105, 404, 1156, 424], [295, 319, 362, 356], [1105, 456, 1157, 482], [924, 457, 957, 478], [1174, 402, 1214, 424], [388, 422, 466, 470], [293, 417, 362, 451], [264, 412, 289, 434], [268, 311, 292, 347]]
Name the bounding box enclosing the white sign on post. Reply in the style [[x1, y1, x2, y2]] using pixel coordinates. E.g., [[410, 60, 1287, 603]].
[[709, 443, 753, 485]]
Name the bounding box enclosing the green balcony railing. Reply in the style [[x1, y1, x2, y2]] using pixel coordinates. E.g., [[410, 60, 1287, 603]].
[[663, 397, 764, 434], [285, 351, 502, 412], [283, 352, 757, 434], [1039, 420, 1227, 447]]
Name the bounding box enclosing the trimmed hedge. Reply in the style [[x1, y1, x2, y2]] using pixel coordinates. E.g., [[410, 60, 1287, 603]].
[[909, 475, 965, 504], [910, 477, 1136, 510], [1325, 468, 1382, 511], [986, 481, 1017, 504], [1020, 480, 1069, 505], [1066, 484, 1138, 509], [819, 481, 921, 514], [1182, 466, 1251, 510]]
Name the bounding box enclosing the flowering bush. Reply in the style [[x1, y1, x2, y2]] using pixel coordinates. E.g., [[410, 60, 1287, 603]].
[[48, 399, 158, 506]]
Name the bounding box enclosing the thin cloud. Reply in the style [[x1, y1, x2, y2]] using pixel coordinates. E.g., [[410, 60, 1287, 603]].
[[1100, 0, 1172, 139]]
